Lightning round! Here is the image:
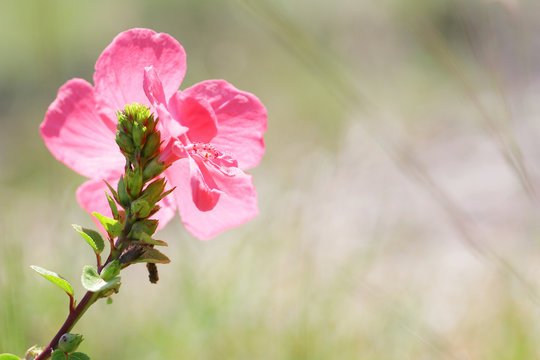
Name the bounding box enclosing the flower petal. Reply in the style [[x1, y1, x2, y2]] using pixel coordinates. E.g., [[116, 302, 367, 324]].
[[189, 156, 223, 211], [94, 28, 186, 120], [40, 78, 123, 178], [166, 157, 258, 240], [76, 179, 117, 233], [183, 80, 267, 169], [143, 67, 188, 139], [77, 178, 177, 233], [168, 91, 218, 143]]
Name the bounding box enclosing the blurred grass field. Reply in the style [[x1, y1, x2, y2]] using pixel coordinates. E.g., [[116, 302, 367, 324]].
[[2, 0, 540, 359]]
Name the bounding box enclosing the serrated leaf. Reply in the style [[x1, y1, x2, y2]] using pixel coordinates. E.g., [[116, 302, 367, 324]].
[[81, 266, 120, 293], [132, 248, 170, 264], [72, 225, 105, 254], [30, 266, 74, 297], [0, 354, 21, 360], [68, 352, 90, 360], [105, 192, 119, 220], [92, 212, 122, 238], [51, 350, 66, 360]]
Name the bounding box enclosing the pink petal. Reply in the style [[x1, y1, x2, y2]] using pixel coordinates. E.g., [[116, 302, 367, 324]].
[[77, 179, 117, 233], [183, 80, 267, 169], [40, 78, 124, 179], [168, 91, 218, 143], [143, 67, 188, 139], [153, 186, 177, 231], [94, 28, 186, 120], [77, 178, 177, 233], [189, 156, 223, 211], [166, 157, 258, 240]]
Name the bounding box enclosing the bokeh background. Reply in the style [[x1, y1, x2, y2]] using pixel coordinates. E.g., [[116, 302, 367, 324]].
[[2, 0, 540, 358]]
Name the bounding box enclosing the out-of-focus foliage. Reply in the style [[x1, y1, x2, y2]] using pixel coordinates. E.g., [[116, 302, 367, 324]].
[[2, 0, 540, 359]]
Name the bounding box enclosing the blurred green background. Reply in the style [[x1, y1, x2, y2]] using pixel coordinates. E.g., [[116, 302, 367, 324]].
[[2, 0, 540, 358]]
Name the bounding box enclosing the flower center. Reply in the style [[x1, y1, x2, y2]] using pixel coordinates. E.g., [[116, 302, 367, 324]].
[[188, 143, 221, 160]]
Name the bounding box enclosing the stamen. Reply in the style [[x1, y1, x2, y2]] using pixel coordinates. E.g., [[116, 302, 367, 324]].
[[188, 143, 221, 160]]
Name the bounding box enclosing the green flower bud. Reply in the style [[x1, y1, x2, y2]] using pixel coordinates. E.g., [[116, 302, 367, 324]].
[[131, 198, 151, 218], [132, 122, 146, 148], [100, 260, 121, 281], [116, 131, 135, 154], [142, 131, 161, 159], [145, 115, 157, 133], [123, 103, 151, 124], [142, 178, 166, 204], [117, 112, 132, 134], [58, 333, 83, 353], [143, 157, 167, 182], [126, 167, 143, 198], [131, 219, 158, 236], [117, 176, 131, 206]]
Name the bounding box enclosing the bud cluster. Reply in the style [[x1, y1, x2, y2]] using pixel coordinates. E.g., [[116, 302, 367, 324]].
[[107, 103, 173, 279]]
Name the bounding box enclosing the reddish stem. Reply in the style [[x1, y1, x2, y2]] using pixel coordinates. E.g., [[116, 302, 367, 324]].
[[34, 291, 96, 360]]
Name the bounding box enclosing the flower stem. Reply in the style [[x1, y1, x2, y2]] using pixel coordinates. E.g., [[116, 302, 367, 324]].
[[34, 290, 99, 360], [34, 211, 139, 359]]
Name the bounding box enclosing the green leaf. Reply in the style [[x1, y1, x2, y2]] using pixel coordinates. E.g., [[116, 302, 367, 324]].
[[0, 354, 21, 360], [30, 265, 74, 297], [133, 248, 170, 264], [99, 260, 121, 281], [131, 231, 168, 246], [81, 266, 120, 293], [51, 350, 66, 360], [72, 225, 105, 254], [104, 180, 120, 206], [68, 353, 90, 360], [91, 212, 122, 238], [105, 192, 119, 220]]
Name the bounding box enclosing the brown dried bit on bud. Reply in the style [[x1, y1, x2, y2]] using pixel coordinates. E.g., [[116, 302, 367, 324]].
[[118, 244, 144, 264], [147, 263, 159, 284]]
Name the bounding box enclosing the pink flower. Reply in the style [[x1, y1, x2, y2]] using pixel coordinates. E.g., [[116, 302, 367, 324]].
[[40, 28, 267, 240]]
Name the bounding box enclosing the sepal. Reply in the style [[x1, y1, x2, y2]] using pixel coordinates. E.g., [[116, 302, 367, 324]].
[[105, 192, 119, 220]]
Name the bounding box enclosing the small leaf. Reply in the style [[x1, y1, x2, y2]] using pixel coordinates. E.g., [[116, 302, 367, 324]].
[[68, 352, 90, 360], [30, 266, 74, 297], [92, 212, 122, 238], [81, 266, 120, 293], [133, 248, 170, 264], [105, 192, 119, 220], [139, 232, 168, 246], [0, 354, 21, 360], [51, 350, 66, 360], [72, 225, 105, 254], [130, 230, 168, 246], [99, 260, 121, 281]]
